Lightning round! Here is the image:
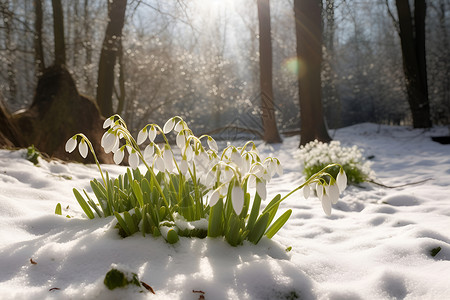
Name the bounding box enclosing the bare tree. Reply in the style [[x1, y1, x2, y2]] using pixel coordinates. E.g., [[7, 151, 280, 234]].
[[52, 0, 66, 66], [96, 0, 127, 117], [257, 0, 282, 143], [294, 0, 331, 146], [34, 0, 45, 73], [388, 0, 431, 128]]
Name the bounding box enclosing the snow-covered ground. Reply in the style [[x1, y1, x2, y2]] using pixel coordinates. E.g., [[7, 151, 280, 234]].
[[0, 123, 449, 299]]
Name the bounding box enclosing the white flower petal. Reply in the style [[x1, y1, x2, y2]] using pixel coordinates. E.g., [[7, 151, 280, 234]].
[[163, 118, 175, 134], [65, 137, 77, 153], [207, 137, 218, 152], [155, 156, 165, 173], [129, 151, 139, 169], [303, 184, 310, 199], [103, 132, 118, 153], [336, 169, 348, 192], [163, 150, 174, 172], [231, 185, 244, 215], [256, 180, 266, 200], [78, 140, 88, 158], [144, 144, 154, 161], [103, 117, 114, 129], [321, 193, 332, 216], [174, 121, 183, 133], [230, 149, 243, 167], [113, 148, 125, 165], [148, 126, 157, 142], [316, 184, 324, 201], [176, 132, 185, 149], [137, 128, 147, 145], [179, 159, 189, 176], [275, 160, 283, 176], [328, 184, 340, 204], [209, 189, 220, 207]]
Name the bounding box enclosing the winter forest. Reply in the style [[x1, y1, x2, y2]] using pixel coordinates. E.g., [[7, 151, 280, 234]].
[[0, 0, 450, 299]]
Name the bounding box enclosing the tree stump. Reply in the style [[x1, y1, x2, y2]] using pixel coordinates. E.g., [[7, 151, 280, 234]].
[[0, 94, 25, 148], [12, 65, 113, 163]]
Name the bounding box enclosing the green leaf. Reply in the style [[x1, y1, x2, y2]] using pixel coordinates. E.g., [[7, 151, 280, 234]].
[[55, 203, 62, 215], [262, 194, 281, 215], [225, 214, 243, 246], [208, 199, 224, 237], [166, 228, 179, 244], [114, 212, 131, 236], [132, 180, 144, 207], [83, 190, 103, 218], [73, 188, 95, 219], [247, 212, 269, 244], [265, 209, 292, 239], [124, 211, 138, 234], [246, 193, 261, 231]]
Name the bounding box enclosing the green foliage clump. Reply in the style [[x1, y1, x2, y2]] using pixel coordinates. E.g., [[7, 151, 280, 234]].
[[104, 267, 140, 290], [59, 115, 347, 247], [26, 145, 40, 165], [297, 140, 374, 185]]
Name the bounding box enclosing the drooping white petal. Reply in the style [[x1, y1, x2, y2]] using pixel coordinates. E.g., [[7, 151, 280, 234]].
[[155, 156, 165, 173], [316, 184, 324, 201], [179, 159, 189, 176], [303, 184, 311, 199], [256, 179, 266, 200], [275, 159, 283, 176], [176, 131, 185, 149], [103, 117, 114, 129], [148, 125, 157, 142], [231, 185, 245, 215], [103, 132, 118, 153], [184, 145, 194, 161], [78, 139, 88, 158], [336, 169, 348, 192], [143, 144, 154, 161], [113, 147, 125, 165], [207, 137, 218, 152], [163, 118, 175, 134], [174, 121, 183, 133], [208, 188, 221, 207], [230, 148, 243, 168], [163, 150, 174, 172], [129, 151, 139, 169], [328, 183, 340, 204], [137, 127, 147, 145], [321, 193, 332, 216], [65, 137, 77, 153]]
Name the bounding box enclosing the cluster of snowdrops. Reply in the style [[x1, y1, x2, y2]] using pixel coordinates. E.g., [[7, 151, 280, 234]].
[[58, 115, 347, 246]]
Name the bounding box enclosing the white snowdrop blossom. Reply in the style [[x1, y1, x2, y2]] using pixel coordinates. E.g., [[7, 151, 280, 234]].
[[128, 149, 139, 169], [209, 188, 221, 207], [231, 185, 244, 215], [137, 127, 148, 145], [143, 144, 154, 161], [103, 117, 114, 129], [65, 136, 77, 153], [155, 155, 165, 173], [303, 184, 311, 199], [337, 169, 348, 192], [207, 137, 218, 152], [327, 184, 340, 205], [78, 139, 88, 158], [316, 184, 324, 201], [101, 131, 118, 154], [174, 121, 184, 133], [163, 118, 176, 134], [321, 192, 332, 216], [148, 125, 157, 142], [256, 179, 266, 200], [113, 146, 125, 164]]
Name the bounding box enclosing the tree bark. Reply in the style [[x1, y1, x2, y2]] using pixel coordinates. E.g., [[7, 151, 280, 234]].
[[34, 0, 45, 73], [395, 0, 431, 128], [96, 0, 127, 117], [294, 0, 331, 146], [257, 0, 282, 143], [51, 0, 66, 67]]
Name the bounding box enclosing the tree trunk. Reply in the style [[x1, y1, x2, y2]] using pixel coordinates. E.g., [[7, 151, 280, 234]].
[[96, 0, 127, 117], [395, 0, 431, 128], [257, 0, 282, 143], [1, 2, 17, 103], [34, 0, 45, 73], [51, 0, 66, 67], [294, 0, 331, 146]]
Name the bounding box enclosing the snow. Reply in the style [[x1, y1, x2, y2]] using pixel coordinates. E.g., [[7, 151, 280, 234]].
[[1, 123, 449, 299]]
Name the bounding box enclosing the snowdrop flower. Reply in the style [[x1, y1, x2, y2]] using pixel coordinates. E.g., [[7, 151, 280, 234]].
[[327, 183, 340, 204], [128, 147, 139, 169], [103, 116, 114, 129], [230, 148, 243, 167], [231, 184, 244, 215], [163, 118, 176, 134], [101, 130, 118, 153], [65, 136, 77, 153], [209, 188, 221, 207], [179, 158, 189, 176], [148, 125, 157, 142], [316, 183, 324, 201], [155, 155, 165, 173], [137, 127, 148, 145], [113, 146, 125, 164], [256, 179, 266, 200], [207, 137, 218, 152], [78, 139, 88, 158], [321, 192, 332, 216], [163, 148, 175, 172], [176, 131, 186, 150], [336, 169, 347, 192], [174, 121, 184, 133], [303, 184, 311, 199], [143, 144, 154, 161]]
